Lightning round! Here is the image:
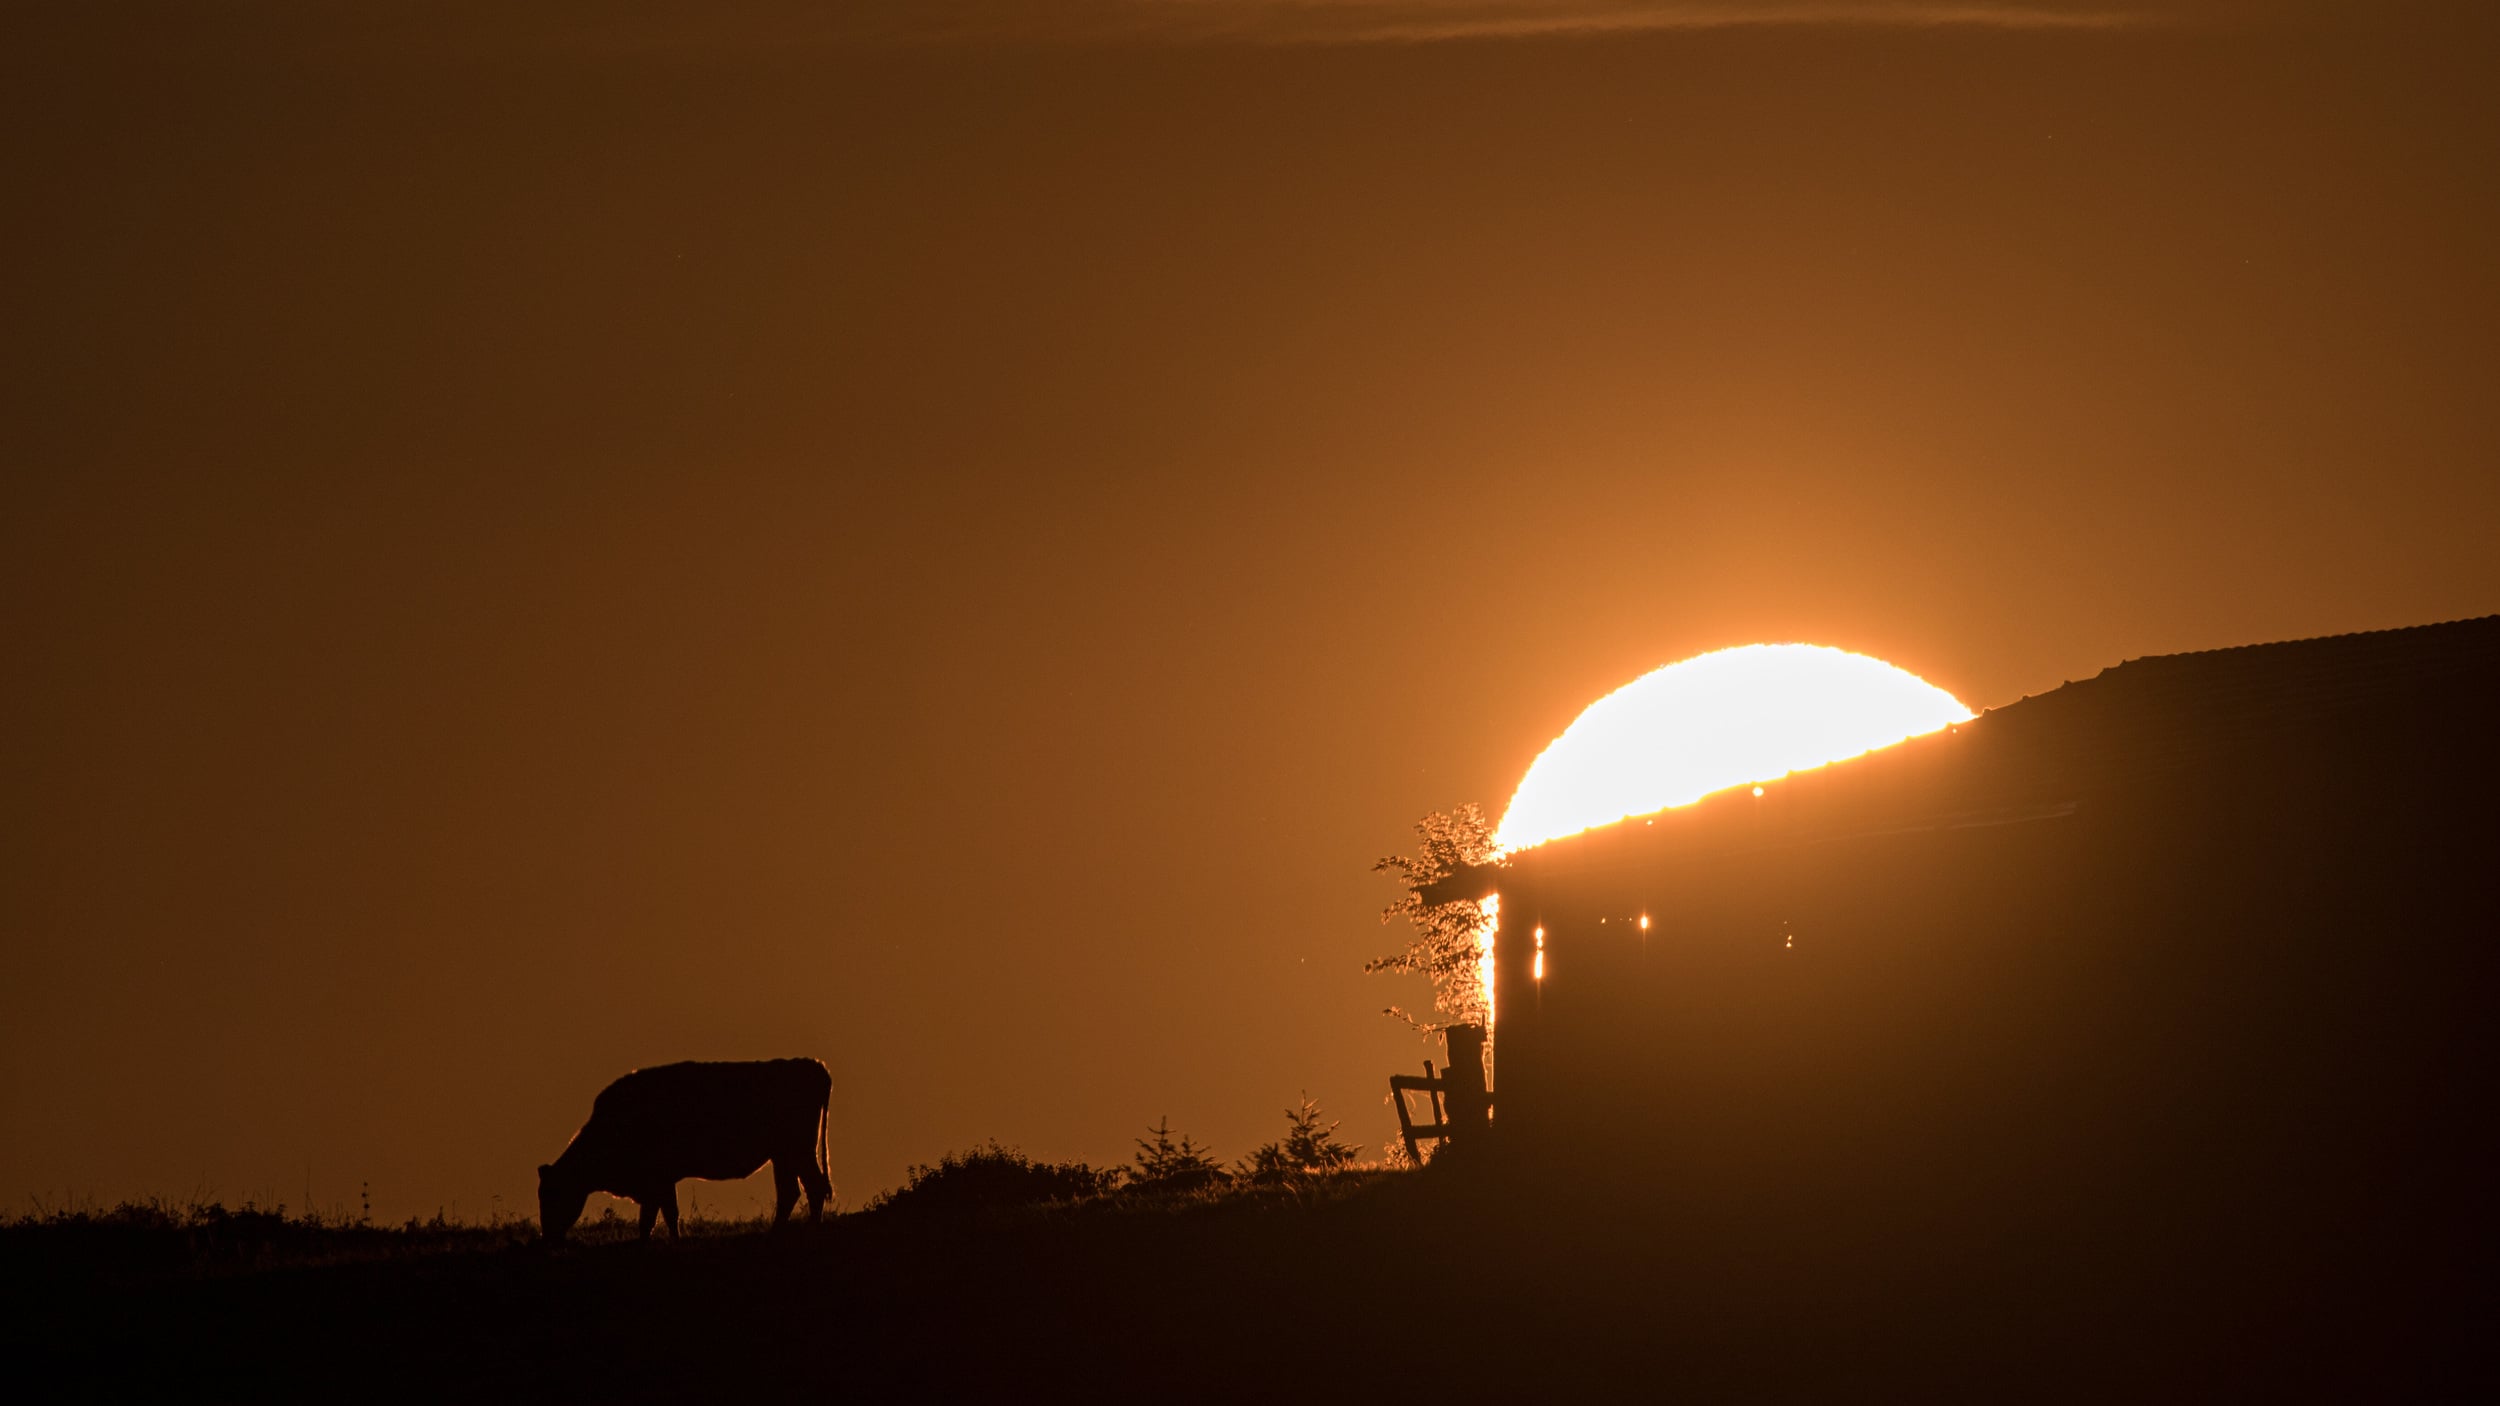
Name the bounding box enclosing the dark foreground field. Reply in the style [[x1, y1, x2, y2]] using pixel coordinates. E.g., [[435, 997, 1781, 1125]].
[[6, 1149, 2482, 1403]]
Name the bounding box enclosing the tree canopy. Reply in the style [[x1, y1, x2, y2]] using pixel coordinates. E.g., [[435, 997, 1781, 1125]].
[[1365, 804, 1498, 1034]]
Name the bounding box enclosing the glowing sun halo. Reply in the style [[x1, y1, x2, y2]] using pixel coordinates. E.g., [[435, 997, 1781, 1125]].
[[1494, 644, 1973, 853]]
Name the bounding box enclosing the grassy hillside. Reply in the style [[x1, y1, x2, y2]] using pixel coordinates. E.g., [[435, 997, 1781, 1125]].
[[8, 1141, 2477, 1402]]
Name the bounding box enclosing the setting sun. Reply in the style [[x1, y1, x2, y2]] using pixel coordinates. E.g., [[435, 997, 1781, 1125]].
[[1493, 644, 1973, 852]]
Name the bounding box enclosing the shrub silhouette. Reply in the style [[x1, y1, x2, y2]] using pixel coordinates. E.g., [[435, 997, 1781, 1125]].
[[866, 1141, 1120, 1214], [1125, 1117, 1230, 1195], [1238, 1094, 1360, 1185]]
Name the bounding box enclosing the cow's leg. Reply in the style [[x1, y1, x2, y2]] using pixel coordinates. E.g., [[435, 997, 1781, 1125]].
[[771, 1161, 800, 1229], [799, 1158, 831, 1223], [659, 1184, 680, 1240], [636, 1199, 659, 1241]]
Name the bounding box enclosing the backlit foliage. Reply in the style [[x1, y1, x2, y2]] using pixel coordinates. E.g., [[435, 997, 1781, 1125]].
[[1237, 1094, 1360, 1184], [1366, 804, 1498, 1033], [1128, 1117, 1230, 1194]]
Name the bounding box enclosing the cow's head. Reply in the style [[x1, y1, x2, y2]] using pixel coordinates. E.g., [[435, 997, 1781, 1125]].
[[538, 1163, 587, 1242]]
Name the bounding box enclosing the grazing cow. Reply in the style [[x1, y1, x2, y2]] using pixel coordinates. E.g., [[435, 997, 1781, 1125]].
[[538, 1058, 832, 1242]]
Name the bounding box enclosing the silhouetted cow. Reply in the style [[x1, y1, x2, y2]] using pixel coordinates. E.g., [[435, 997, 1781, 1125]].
[[538, 1058, 832, 1242]]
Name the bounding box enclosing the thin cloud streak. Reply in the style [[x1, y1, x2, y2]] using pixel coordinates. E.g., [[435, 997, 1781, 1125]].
[[816, 1, 2155, 49], [11, 1, 2160, 64], [1133, 2, 2149, 46]]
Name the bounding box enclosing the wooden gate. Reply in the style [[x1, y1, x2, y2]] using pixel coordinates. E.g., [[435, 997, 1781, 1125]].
[[1389, 1023, 1491, 1163]]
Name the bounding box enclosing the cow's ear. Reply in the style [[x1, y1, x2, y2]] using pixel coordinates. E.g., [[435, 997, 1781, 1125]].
[[537, 1163, 552, 1177]]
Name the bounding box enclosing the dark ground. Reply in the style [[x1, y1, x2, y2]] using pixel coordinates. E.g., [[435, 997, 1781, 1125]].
[[6, 1149, 2485, 1403]]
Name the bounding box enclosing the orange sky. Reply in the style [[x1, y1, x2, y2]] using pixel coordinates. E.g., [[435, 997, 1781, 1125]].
[[4, 1, 2495, 1218]]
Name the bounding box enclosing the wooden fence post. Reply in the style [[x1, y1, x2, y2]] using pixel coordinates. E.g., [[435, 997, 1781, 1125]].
[[1443, 1023, 1490, 1139]]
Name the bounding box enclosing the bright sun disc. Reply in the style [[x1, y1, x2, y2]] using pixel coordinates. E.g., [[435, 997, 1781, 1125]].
[[1493, 644, 1972, 852]]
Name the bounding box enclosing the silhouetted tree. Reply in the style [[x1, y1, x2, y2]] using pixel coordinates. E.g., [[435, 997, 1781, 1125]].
[[1366, 804, 1498, 1033], [1128, 1117, 1229, 1194], [1239, 1094, 1359, 1184]]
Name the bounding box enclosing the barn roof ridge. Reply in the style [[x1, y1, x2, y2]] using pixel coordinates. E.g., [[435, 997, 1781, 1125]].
[[1975, 612, 2500, 716], [1443, 613, 2500, 903], [2090, 611, 2500, 676]]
